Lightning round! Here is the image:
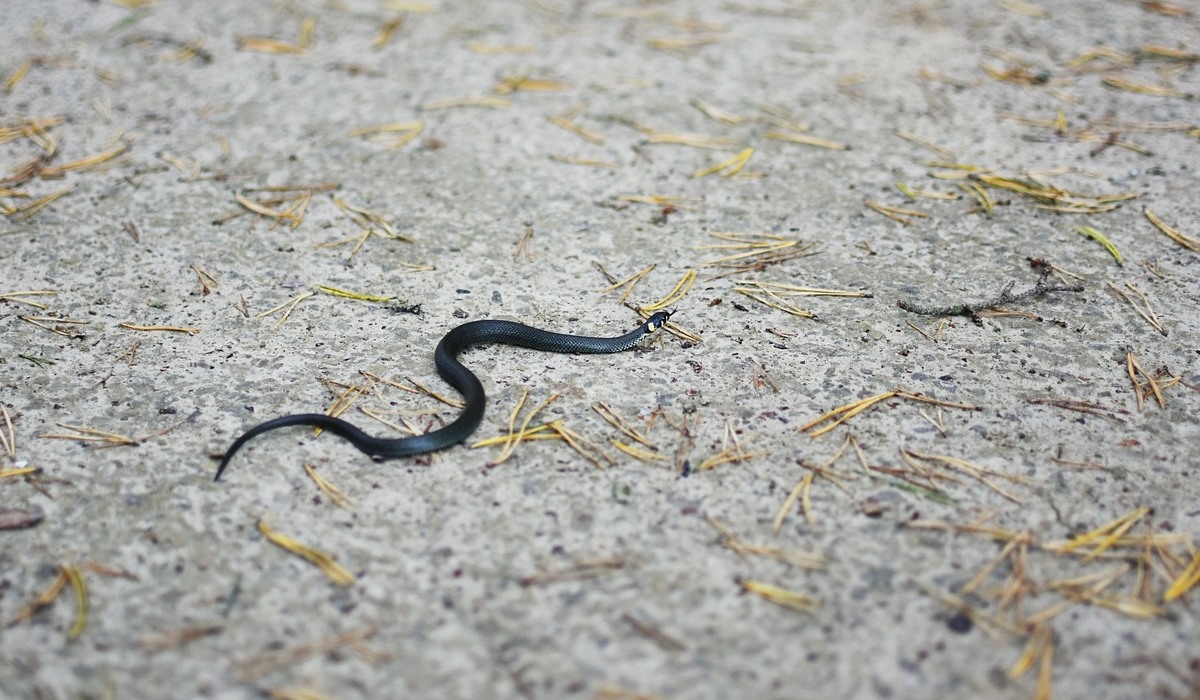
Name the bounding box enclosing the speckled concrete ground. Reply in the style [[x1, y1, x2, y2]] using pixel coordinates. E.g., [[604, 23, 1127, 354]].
[[1, 1, 1198, 698]]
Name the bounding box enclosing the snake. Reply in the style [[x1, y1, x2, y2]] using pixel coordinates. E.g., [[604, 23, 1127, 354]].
[[213, 310, 674, 481]]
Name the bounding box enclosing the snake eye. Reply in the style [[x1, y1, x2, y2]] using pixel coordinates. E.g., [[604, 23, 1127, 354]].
[[646, 310, 673, 332]]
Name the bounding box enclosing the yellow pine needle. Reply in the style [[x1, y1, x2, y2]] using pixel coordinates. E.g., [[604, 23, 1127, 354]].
[[773, 473, 807, 533], [802, 390, 975, 438], [1077, 226, 1123, 266], [865, 199, 929, 225], [609, 439, 666, 462], [420, 96, 511, 110], [615, 194, 694, 208], [38, 143, 127, 178], [546, 115, 604, 144], [1054, 506, 1151, 560], [3, 59, 32, 94], [257, 519, 354, 587], [373, 17, 404, 48], [602, 263, 655, 303], [1164, 551, 1200, 602], [739, 579, 819, 613], [897, 183, 959, 201], [471, 423, 557, 448], [959, 181, 994, 214], [0, 406, 13, 457], [118, 323, 200, 335], [693, 147, 754, 178], [765, 130, 849, 150], [1101, 76, 1185, 98], [317, 285, 394, 303], [648, 36, 721, 54], [304, 464, 354, 509], [236, 18, 316, 55], [1010, 624, 1053, 679], [9, 185, 74, 220], [1144, 207, 1199, 252], [349, 121, 424, 149], [645, 132, 737, 149], [235, 193, 298, 223], [62, 564, 88, 640], [493, 76, 570, 94], [641, 269, 695, 312], [1068, 47, 1134, 67], [549, 155, 618, 169], [466, 42, 535, 54], [691, 99, 745, 125], [734, 288, 816, 319], [492, 392, 559, 465]]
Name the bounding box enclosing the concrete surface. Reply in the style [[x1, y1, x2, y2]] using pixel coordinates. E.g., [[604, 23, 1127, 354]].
[[1, 0, 1198, 698]]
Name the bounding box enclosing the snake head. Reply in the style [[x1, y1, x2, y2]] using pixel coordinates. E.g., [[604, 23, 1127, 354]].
[[645, 310, 674, 332]]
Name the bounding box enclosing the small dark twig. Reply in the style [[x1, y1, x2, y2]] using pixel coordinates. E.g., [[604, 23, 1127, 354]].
[[897, 276, 1084, 325]]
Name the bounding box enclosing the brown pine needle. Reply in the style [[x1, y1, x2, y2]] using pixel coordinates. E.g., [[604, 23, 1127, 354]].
[[893, 130, 956, 160], [256, 291, 314, 330], [1143, 207, 1199, 253], [547, 419, 613, 469], [707, 514, 826, 569], [0, 289, 58, 309], [1106, 282, 1166, 336], [1125, 352, 1166, 410], [118, 323, 200, 335], [9, 567, 68, 628], [738, 579, 819, 613], [592, 402, 654, 446], [518, 557, 628, 587], [235, 625, 380, 682], [257, 518, 354, 587], [304, 464, 354, 509], [405, 377, 464, 409], [40, 422, 138, 446]]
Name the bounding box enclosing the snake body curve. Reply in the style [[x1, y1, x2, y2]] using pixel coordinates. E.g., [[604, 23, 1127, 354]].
[[213, 311, 673, 481]]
